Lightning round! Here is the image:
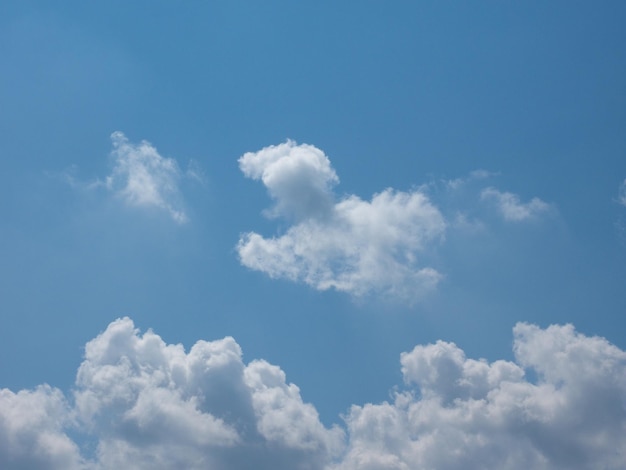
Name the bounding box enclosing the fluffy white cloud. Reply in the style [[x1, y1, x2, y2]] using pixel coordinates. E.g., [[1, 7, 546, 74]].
[[105, 132, 188, 223], [78, 317, 344, 469], [238, 141, 446, 301], [239, 140, 339, 220], [0, 318, 344, 470], [334, 322, 626, 470], [0, 386, 84, 469], [2, 319, 625, 469], [481, 187, 550, 222]]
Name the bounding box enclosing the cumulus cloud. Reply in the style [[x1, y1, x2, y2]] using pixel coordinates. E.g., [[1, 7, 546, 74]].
[[105, 132, 188, 223], [481, 187, 550, 222], [0, 386, 84, 469], [0, 317, 343, 470], [334, 322, 626, 470], [239, 140, 339, 220], [237, 141, 446, 301], [1, 319, 625, 469]]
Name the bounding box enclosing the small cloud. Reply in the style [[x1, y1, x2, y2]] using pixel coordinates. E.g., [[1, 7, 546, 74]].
[[481, 187, 550, 222], [237, 141, 446, 302], [443, 169, 497, 191], [106, 132, 188, 223], [185, 159, 206, 184], [238, 140, 339, 221]]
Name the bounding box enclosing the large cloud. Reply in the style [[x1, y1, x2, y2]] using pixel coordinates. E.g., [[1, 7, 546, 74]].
[[105, 132, 189, 223], [1, 319, 625, 469], [0, 318, 343, 470], [237, 141, 447, 301], [334, 322, 626, 470]]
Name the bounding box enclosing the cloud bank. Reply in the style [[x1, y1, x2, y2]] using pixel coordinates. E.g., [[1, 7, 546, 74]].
[[1, 318, 625, 469], [335, 322, 626, 470], [0, 317, 342, 470], [105, 132, 188, 223], [237, 141, 447, 301]]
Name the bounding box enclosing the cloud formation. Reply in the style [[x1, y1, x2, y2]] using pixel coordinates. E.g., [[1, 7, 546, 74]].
[[336, 322, 626, 470], [105, 132, 188, 223], [237, 141, 446, 301], [0, 386, 84, 469], [237, 142, 554, 300], [0, 317, 343, 470], [1, 319, 625, 469], [481, 187, 550, 222]]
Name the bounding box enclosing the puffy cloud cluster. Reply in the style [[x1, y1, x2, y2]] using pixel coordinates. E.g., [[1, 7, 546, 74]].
[[0, 386, 84, 469], [0, 318, 343, 470], [481, 187, 550, 222], [237, 141, 555, 300], [335, 322, 626, 470], [237, 141, 447, 301], [105, 132, 188, 223], [2, 318, 625, 469]]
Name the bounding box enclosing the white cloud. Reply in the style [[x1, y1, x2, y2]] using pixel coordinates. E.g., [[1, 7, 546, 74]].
[[0, 386, 84, 470], [334, 322, 626, 470], [618, 179, 626, 206], [481, 187, 550, 222], [237, 141, 446, 301], [0, 317, 344, 470], [1, 319, 625, 469], [239, 140, 339, 220], [105, 132, 188, 223]]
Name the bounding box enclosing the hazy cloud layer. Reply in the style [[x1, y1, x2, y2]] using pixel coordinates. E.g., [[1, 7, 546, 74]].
[[1, 319, 625, 469], [481, 187, 550, 222], [237, 141, 447, 301], [105, 132, 188, 223]]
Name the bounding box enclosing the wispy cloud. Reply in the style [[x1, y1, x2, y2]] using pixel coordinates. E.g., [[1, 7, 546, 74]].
[[481, 187, 550, 222], [1, 319, 625, 469], [105, 132, 188, 223], [237, 141, 446, 302], [618, 179, 626, 207], [443, 169, 497, 191]]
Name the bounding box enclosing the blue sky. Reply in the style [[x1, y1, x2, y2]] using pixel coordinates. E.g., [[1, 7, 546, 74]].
[[1, 2, 626, 468]]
